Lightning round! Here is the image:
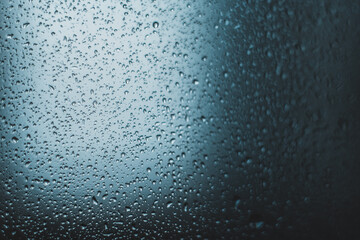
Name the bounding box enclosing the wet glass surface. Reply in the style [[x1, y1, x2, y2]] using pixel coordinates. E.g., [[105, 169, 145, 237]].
[[0, 1, 359, 239]]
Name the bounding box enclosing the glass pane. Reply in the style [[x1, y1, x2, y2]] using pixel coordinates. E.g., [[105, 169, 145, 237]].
[[1, 0, 359, 239]]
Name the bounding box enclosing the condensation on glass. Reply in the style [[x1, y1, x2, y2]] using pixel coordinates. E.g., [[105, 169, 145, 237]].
[[0, 1, 359, 239]]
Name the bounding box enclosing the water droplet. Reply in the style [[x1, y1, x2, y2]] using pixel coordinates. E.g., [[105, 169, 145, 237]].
[[152, 21, 159, 28], [255, 221, 264, 229], [192, 79, 199, 85], [43, 179, 50, 186], [22, 22, 30, 28], [92, 196, 98, 205]]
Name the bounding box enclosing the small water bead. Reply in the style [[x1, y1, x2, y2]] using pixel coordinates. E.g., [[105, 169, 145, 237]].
[[152, 21, 159, 28]]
